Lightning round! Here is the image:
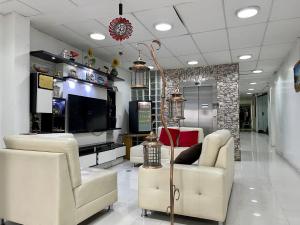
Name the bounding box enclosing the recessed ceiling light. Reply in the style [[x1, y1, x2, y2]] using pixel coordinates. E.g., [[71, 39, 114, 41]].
[[251, 200, 258, 203], [252, 69, 263, 74], [236, 6, 260, 19], [51, 56, 56, 60], [239, 55, 252, 60], [148, 66, 154, 70], [188, 60, 198, 65], [249, 187, 255, 190], [249, 82, 257, 85], [155, 23, 172, 31], [253, 213, 261, 217], [247, 93, 253, 95], [248, 88, 255, 91], [90, 33, 106, 40]]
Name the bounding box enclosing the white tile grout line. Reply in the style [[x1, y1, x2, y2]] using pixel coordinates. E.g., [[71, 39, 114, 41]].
[[222, 0, 233, 64], [255, 0, 275, 70]]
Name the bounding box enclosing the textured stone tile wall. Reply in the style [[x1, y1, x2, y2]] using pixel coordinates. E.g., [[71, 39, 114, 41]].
[[165, 63, 240, 161]]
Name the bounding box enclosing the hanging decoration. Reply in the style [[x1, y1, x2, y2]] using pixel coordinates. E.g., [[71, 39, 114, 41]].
[[109, 2, 133, 42]]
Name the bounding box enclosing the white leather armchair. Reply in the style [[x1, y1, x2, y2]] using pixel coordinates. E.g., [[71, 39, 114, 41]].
[[0, 134, 117, 225], [138, 130, 234, 223]]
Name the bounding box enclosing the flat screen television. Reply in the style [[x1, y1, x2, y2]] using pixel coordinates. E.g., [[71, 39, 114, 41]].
[[68, 94, 107, 133]]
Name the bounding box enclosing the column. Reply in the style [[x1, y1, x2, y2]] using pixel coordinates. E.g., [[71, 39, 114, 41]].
[[0, 13, 30, 147]]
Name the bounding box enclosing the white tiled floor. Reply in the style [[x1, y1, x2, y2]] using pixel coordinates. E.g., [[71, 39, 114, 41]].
[[5, 132, 300, 225]]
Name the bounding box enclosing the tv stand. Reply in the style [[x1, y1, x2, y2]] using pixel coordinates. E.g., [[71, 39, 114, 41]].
[[79, 142, 126, 168]]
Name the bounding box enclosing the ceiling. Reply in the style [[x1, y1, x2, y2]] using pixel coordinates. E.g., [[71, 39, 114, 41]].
[[1, 0, 300, 95]]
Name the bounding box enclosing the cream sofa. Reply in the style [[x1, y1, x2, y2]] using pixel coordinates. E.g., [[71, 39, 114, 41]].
[[0, 134, 117, 225], [138, 129, 234, 223], [130, 127, 204, 164]]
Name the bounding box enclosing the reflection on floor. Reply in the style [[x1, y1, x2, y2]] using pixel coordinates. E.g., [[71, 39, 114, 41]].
[[5, 132, 300, 225]]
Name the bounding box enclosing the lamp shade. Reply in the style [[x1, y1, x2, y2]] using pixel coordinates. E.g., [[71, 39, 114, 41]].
[[129, 50, 149, 89], [143, 132, 162, 168], [167, 90, 186, 122]]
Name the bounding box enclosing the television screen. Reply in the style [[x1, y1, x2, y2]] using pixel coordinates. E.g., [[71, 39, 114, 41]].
[[68, 94, 107, 133]]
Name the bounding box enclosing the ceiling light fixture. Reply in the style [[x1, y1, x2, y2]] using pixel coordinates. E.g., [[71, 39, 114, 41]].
[[188, 60, 198, 65], [148, 66, 154, 70], [249, 82, 257, 85], [248, 88, 255, 91], [155, 23, 172, 31], [253, 213, 261, 217], [239, 55, 252, 60], [236, 6, 260, 19], [252, 69, 263, 74], [247, 93, 253, 95], [90, 33, 106, 40]]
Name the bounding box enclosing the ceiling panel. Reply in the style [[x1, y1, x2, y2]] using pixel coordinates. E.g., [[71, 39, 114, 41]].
[[129, 41, 173, 60], [150, 57, 184, 69], [231, 47, 261, 63], [177, 54, 207, 67], [260, 43, 293, 60], [271, 0, 300, 21], [224, 0, 272, 28], [97, 14, 155, 44], [228, 23, 266, 49], [257, 58, 283, 73], [64, 19, 119, 48], [0, 0, 40, 16], [203, 51, 231, 66], [176, 0, 225, 33], [18, 0, 76, 14], [239, 61, 258, 72], [264, 18, 300, 45], [133, 6, 188, 39], [192, 29, 229, 53], [162, 35, 199, 56]]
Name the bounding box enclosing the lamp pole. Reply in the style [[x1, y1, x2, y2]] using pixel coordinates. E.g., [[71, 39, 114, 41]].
[[138, 40, 180, 225]]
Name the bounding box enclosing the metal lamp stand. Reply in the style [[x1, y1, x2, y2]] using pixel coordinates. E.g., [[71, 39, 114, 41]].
[[139, 40, 183, 225]]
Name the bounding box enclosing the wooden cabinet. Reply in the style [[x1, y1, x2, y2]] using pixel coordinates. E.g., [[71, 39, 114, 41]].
[[123, 134, 148, 160]]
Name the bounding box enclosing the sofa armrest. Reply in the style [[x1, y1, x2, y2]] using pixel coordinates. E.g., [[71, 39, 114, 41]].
[[139, 164, 231, 222], [0, 149, 76, 225]]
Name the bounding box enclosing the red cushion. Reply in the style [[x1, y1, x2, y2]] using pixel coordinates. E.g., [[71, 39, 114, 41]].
[[178, 131, 199, 147], [159, 128, 180, 146]]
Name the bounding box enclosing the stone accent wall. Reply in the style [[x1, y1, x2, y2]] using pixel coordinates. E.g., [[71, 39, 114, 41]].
[[165, 63, 240, 161]]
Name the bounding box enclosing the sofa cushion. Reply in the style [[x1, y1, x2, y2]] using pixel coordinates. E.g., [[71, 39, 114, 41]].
[[74, 168, 117, 208], [4, 135, 81, 188], [179, 127, 204, 143], [175, 143, 202, 165], [159, 128, 180, 146], [178, 130, 199, 147], [199, 129, 231, 167]]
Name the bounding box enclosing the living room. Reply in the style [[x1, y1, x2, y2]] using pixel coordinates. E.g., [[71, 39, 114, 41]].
[[1, 1, 300, 225]]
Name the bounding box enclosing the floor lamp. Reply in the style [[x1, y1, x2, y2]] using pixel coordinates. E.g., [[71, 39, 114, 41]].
[[139, 40, 185, 225]]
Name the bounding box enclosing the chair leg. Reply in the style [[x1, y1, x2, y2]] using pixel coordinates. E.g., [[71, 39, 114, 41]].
[[141, 209, 148, 217], [107, 204, 113, 211]]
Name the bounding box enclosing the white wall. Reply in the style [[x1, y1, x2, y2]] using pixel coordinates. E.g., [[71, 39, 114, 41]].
[[30, 27, 131, 145], [270, 38, 300, 172], [0, 13, 30, 147], [0, 15, 3, 146]]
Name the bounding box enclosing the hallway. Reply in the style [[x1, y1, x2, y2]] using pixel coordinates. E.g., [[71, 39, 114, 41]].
[[227, 132, 300, 225]]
